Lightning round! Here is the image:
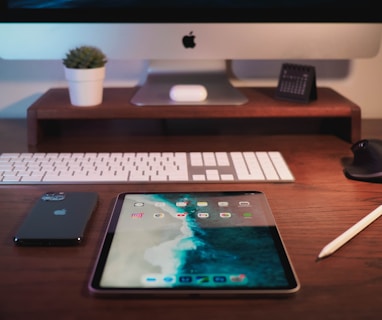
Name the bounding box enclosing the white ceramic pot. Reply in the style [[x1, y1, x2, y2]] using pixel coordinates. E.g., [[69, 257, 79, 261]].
[[64, 67, 106, 107]]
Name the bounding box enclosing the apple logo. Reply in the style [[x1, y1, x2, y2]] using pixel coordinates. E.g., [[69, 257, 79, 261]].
[[182, 31, 196, 49], [54, 208, 67, 216]]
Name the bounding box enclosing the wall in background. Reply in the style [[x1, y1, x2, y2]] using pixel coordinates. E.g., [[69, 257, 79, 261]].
[[0, 43, 381, 119]]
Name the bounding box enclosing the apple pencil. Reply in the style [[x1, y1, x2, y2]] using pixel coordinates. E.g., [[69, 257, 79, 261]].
[[317, 205, 382, 260]]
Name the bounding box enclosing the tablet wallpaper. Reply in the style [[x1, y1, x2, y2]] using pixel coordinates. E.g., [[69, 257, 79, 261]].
[[99, 193, 293, 290]]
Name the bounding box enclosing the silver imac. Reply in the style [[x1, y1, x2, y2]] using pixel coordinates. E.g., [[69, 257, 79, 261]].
[[0, 2, 380, 105]]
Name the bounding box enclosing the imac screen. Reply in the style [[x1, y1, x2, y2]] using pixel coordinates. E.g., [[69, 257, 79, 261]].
[[1, 1, 378, 22]]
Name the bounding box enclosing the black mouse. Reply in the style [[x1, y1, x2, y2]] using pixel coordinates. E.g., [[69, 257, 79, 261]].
[[344, 139, 382, 183]]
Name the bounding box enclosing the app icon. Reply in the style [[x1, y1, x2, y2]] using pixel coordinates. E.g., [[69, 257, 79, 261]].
[[197, 212, 209, 218], [153, 212, 165, 218], [155, 202, 166, 207], [239, 201, 250, 207], [179, 276, 193, 283], [176, 212, 188, 218], [220, 212, 231, 218], [163, 275, 176, 283], [230, 274, 247, 283], [213, 276, 227, 283], [218, 201, 229, 207], [143, 275, 158, 283], [243, 212, 253, 218], [176, 201, 188, 207], [196, 276, 209, 284], [134, 202, 144, 207], [131, 212, 144, 218], [197, 201, 208, 207]]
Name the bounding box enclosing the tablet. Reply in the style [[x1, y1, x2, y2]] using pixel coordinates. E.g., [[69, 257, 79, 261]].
[[89, 191, 300, 297]]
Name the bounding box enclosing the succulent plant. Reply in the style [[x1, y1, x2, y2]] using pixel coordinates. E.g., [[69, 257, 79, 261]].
[[63, 45, 107, 69]]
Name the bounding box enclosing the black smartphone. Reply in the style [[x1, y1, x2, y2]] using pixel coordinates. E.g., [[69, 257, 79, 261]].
[[13, 191, 98, 246]]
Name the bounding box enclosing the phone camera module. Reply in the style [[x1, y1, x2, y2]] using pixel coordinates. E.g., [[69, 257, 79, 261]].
[[41, 192, 66, 201]]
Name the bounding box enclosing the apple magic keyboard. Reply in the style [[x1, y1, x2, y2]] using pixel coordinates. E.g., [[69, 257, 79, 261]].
[[0, 151, 294, 184]]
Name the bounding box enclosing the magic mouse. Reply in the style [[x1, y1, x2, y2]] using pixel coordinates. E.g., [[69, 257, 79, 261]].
[[344, 139, 382, 183], [169, 85, 208, 102]]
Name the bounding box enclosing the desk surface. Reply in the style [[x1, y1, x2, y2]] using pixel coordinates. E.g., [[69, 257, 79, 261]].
[[1, 119, 382, 319]]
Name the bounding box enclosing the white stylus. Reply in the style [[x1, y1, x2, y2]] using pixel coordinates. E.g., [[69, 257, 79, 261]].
[[317, 205, 382, 259]]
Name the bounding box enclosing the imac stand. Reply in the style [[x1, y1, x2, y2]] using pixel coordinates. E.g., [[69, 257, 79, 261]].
[[130, 60, 248, 106]]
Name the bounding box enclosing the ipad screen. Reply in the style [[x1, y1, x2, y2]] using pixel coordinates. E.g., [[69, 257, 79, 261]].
[[89, 191, 299, 296]]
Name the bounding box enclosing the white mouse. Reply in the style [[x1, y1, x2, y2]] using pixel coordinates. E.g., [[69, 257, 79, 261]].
[[169, 85, 208, 102]]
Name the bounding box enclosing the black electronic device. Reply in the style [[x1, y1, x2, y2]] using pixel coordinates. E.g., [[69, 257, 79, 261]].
[[275, 63, 317, 103], [13, 192, 98, 246], [89, 191, 300, 297], [344, 139, 382, 183]]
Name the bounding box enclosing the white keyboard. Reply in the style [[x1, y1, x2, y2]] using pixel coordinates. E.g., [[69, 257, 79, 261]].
[[0, 151, 294, 184]]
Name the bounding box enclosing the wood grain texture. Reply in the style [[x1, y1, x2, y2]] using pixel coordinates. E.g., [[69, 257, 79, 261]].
[[1, 119, 382, 320]]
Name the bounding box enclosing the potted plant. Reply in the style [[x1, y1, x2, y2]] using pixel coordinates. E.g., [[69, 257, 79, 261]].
[[63, 45, 108, 107]]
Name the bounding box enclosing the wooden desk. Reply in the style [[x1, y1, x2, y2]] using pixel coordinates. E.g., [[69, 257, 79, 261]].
[[27, 87, 361, 147], [1, 119, 382, 320]]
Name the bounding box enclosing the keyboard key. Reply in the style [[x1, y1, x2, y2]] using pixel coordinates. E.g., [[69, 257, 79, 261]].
[[221, 174, 235, 181], [206, 169, 220, 181], [203, 152, 217, 166], [256, 152, 280, 181], [215, 152, 230, 166], [268, 152, 295, 181], [192, 174, 206, 181], [242, 152, 266, 180], [190, 152, 203, 166]]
